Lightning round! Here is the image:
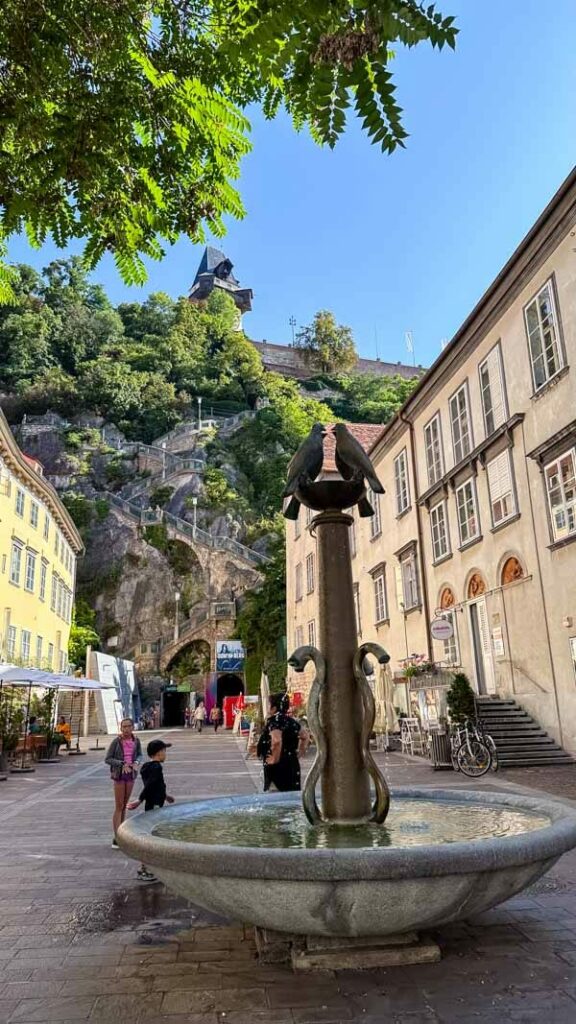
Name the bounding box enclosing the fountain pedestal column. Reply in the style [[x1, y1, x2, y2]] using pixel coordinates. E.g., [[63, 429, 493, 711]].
[[314, 509, 372, 823]]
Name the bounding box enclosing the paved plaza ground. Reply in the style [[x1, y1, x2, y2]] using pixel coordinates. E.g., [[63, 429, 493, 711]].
[[2, 731, 576, 1023]]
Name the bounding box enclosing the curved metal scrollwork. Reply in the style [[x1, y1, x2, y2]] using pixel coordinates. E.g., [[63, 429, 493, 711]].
[[287, 645, 327, 825], [352, 642, 391, 824]]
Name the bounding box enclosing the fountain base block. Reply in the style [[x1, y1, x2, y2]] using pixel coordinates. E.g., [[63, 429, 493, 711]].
[[255, 927, 441, 970]]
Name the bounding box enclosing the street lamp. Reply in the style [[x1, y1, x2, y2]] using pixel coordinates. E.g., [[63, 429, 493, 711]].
[[197, 396, 202, 431], [191, 496, 198, 535], [161, 441, 167, 481], [289, 316, 296, 345], [174, 591, 181, 643]]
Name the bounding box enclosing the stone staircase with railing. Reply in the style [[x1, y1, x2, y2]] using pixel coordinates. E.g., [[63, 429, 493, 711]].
[[477, 697, 574, 767]]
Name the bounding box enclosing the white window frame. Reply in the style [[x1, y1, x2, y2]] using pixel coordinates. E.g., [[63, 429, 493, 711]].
[[20, 629, 31, 663], [394, 449, 410, 516], [487, 450, 516, 527], [295, 563, 303, 602], [430, 500, 450, 561], [10, 541, 23, 585], [449, 384, 473, 465], [456, 478, 480, 546], [15, 487, 25, 518], [373, 570, 388, 624], [40, 559, 48, 601], [47, 643, 54, 669], [306, 506, 313, 528], [524, 279, 563, 392], [51, 572, 58, 612], [294, 625, 304, 649], [36, 636, 43, 667], [43, 513, 50, 542], [545, 447, 576, 543], [441, 610, 460, 667], [24, 550, 36, 593], [294, 516, 301, 540], [479, 344, 507, 437], [59, 649, 67, 673], [399, 548, 420, 611], [307, 620, 316, 647], [7, 626, 17, 660], [306, 552, 315, 594], [30, 501, 39, 528], [353, 582, 362, 635], [424, 413, 444, 487], [369, 489, 382, 538], [54, 530, 59, 555]]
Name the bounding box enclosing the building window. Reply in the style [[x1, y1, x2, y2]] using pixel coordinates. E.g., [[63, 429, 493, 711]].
[[370, 489, 382, 538], [51, 572, 58, 611], [36, 636, 43, 667], [394, 449, 410, 515], [15, 487, 25, 517], [441, 610, 459, 666], [43, 513, 50, 542], [294, 516, 301, 540], [307, 620, 316, 647], [456, 479, 480, 545], [353, 582, 362, 635], [306, 552, 316, 594], [430, 501, 450, 561], [24, 550, 36, 592], [306, 507, 313, 528], [487, 450, 516, 527], [401, 549, 420, 610], [449, 385, 472, 464], [40, 560, 48, 601], [47, 643, 54, 669], [54, 530, 59, 555], [7, 626, 17, 660], [294, 625, 304, 649], [57, 579, 64, 619], [295, 563, 303, 602], [10, 542, 22, 585], [524, 279, 563, 391], [373, 570, 388, 624], [59, 649, 67, 673], [20, 629, 31, 664], [30, 501, 39, 528], [424, 414, 444, 487], [545, 448, 576, 542], [479, 346, 507, 436]]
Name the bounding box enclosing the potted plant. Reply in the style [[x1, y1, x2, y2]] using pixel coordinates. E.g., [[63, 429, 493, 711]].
[[0, 697, 25, 773]]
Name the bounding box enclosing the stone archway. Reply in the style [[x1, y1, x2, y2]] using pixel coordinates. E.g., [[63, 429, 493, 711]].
[[467, 572, 487, 600], [501, 556, 524, 585]]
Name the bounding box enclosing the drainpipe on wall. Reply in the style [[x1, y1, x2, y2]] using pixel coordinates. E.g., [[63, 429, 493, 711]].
[[399, 410, 433, 662]]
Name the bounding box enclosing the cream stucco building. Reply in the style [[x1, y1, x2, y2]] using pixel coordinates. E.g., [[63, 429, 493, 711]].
[[0, 410, 84, 671], [286, 166, 576, 753]]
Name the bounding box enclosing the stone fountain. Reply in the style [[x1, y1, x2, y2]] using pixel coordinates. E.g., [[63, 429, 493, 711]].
[[118, 425, 576, 970]]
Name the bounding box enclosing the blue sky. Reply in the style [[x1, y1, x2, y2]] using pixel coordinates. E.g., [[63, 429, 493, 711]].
[[7, 0, 576, 369]]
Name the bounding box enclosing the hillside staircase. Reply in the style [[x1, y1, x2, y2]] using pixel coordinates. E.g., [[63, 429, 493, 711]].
[[56, 691, 102, 738], [477, 697, 574, 768]]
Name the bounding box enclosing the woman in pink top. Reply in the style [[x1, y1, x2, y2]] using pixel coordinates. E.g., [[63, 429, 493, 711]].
[[104, 718, 143, 848]]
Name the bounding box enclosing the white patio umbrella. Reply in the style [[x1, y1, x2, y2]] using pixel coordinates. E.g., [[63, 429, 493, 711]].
[[260, 670, 271, 720], [42, 675, 115, 755]]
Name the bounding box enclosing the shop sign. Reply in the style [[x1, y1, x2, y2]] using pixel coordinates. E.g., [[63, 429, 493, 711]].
[[216, 640, 245, 672], [430, 617, 454, 641]]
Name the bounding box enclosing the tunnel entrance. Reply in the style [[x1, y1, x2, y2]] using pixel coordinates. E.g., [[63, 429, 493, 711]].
[[216, 673, 244, 706], [161, 688, 188, 727]]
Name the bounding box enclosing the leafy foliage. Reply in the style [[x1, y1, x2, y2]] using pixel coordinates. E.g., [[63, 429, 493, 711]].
[[319, 371, 421, 423], [446, 672, 477, 724], [295, 310, 357, 374], [0, 2, 457, 293], [236, 532, 287, 688], [68, 599, 101, 668]]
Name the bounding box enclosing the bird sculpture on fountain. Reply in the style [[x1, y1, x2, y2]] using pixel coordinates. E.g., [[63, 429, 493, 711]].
[[332, 422, 384, 517], [282, 422, 327, 520]]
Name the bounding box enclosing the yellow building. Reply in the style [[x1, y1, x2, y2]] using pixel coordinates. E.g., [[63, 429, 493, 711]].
[[0, 409, 84, 671]]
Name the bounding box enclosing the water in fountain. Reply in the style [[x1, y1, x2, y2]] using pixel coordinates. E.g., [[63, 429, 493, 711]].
[[153, 798, 550, 849]]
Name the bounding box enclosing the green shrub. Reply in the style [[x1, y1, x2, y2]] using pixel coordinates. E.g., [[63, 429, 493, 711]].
[[446, 673, 476, 724]]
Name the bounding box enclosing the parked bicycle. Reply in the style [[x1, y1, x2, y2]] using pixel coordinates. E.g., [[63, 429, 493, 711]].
[[450, 718, 494, 777], [474, 715, 499, 772]]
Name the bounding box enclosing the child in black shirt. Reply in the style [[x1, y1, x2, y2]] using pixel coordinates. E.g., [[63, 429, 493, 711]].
[[128, 739, 174, 881]]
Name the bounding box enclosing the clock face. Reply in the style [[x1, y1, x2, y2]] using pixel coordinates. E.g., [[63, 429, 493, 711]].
[[216, 260, 231, 279]]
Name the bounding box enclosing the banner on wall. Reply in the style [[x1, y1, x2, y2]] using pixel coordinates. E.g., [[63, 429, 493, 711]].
[[216, 640, 246, 672]]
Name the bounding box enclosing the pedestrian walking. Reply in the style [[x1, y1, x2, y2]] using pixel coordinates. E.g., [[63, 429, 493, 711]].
[[105, 718, 142, 848], [257, 693, 309, 792], [193, 701, 207, 733], [128, 739, 174, 881], [210, 705, 222, 733], [184, 706, 191, 729]]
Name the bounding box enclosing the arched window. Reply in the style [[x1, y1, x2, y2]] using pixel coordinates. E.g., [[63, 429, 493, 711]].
[[438, 587, 459, 666], [440, 586, 456, 610], [501, 556, 524, 586], [467, 572, 486, 599]]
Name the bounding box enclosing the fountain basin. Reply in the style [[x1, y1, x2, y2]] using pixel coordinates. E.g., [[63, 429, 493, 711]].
[[117, 787, 576, 938]]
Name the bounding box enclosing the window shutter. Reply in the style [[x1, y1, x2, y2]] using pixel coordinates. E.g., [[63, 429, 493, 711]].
[[488, 451, 512, 500], [486, 348, 506, 428], [395, 564, 404, 609]]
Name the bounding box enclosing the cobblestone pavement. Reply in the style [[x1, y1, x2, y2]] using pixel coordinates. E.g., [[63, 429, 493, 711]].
[[2, 732, 576, 1023]]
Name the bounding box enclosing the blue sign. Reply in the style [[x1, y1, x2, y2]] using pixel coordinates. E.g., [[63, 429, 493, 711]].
[[216, 640, 245, 673]]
